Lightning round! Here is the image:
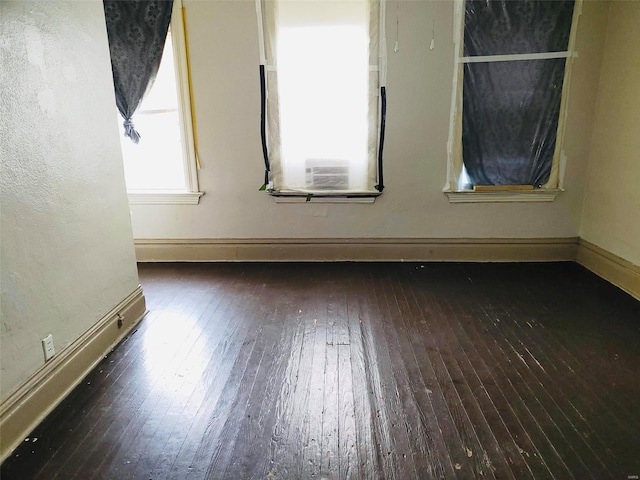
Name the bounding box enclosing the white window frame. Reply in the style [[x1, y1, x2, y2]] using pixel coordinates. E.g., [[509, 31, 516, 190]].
[[126, 0, 203, 205], [255, 0, 387, 199], [443, 0, 582, 203]]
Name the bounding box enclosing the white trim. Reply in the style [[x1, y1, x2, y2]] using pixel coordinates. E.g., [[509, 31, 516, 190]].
[[558, 151, 568, 190], [255, 0, 267, 65], [445, 0, 465, 191], [379, 0, 388, 87], [452, 0, 463, 44], [545, 0, 583, 190], [127, 191, 203, 205], [444, 189, 561, 203], [460, 51, 571, 64], [0, 287, 147, 462], [170, 1, 200, 195]]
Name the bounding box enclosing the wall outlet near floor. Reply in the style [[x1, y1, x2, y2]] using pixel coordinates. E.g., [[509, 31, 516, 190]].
[[42, 334, 55, 361]]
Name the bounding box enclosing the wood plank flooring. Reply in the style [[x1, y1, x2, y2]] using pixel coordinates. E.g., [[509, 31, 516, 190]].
[[2, 262, 639, 479]]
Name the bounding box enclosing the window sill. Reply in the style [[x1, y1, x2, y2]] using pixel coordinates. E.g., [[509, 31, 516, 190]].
[[269, 190, 380, 204], [444, 189, 562, 203], [273, 196, 376, 204], [127, 191, 204, 205]]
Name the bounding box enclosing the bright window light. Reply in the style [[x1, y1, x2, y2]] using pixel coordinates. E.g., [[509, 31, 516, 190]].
[[118, 31, 187, 191], [276, 0, 369, 191]]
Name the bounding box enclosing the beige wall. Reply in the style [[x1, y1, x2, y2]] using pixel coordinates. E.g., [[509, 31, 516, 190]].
[[0, 0, 140, 400], [580, 1, 640, 267], [129, 0, 608, 241]]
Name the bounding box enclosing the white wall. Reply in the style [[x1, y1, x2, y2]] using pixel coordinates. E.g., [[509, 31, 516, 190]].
[[580, 1, 640, 266], [129, 0, 608, 240], [0, 0, 140, 400]]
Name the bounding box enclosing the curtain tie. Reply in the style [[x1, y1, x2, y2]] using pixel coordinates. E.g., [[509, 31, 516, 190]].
[[123, 118, 141, 144]]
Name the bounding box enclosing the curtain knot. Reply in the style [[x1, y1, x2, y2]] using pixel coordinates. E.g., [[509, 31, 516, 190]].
[[123, 118, 141, 144]]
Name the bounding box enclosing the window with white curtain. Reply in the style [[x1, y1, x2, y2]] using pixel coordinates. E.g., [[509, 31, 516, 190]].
[[118, 1, 202, 205], [445, 0, 580, 202], [256, 0, 387, 197]]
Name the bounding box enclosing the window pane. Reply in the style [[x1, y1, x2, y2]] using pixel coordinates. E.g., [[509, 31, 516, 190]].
[[462, 58, 566, 186], [464, 0, 574, 56], [119, 31, 187, 191], [139, 31, 179, 112], [276, 0, 369, 191], [120, 111, 186, 190]]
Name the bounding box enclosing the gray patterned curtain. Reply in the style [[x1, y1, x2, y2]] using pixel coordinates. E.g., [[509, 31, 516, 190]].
[[462, 0, 574, 186], [103, 0, 173, 143]]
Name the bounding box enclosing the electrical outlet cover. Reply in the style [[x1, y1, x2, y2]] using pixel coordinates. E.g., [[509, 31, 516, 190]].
[[42, 334, 55, 361]]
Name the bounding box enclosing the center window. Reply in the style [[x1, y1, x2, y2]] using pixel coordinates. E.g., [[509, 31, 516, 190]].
[[257, 0, 387, 196]]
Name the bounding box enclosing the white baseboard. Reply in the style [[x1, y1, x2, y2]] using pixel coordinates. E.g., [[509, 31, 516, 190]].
[[0, 287, 147, 463], [576, 239, 640, 301], [134, 237, 579, 263]]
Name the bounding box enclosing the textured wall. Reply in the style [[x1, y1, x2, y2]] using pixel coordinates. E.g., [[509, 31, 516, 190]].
[[0, 0, 139, 400], [129, 0, 608, 241], [580, 1, 640, 266]]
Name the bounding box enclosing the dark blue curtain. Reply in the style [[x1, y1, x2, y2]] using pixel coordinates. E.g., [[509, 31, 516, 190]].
[[103, 0, 173, 143], [462, 0, 574, 187]]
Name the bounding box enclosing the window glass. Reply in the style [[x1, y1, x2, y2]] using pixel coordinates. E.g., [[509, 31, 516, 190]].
[[451, 0, 576, 189], [257, 0, 385, 195], [464, 0, 574, 56], [119, 31, 187, 191], [462, 58, 566, 186], [278, 31, 368, 190]]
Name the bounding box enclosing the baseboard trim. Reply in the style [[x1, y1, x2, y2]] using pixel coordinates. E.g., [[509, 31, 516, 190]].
[[0, 287, 147, 463], [576, 239, 640, 301], [134, 237, 579, 263]]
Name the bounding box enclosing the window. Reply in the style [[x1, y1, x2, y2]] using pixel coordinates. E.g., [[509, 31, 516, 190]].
[[445, 0, 580, 202], [256, 0, 387, 197], [118, 1, 202, 205]]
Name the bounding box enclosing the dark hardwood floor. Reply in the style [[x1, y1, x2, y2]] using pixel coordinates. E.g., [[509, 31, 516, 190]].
[[2, 262, 639, 479]]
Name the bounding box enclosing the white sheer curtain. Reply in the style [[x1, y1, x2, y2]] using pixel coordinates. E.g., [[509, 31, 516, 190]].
[[257, 0, 386, 195]]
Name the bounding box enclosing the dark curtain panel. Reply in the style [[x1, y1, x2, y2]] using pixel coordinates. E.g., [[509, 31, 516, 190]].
[[462, 0, 574, 187], [464, 1, 574, 57], [103, 0, 173, 143]]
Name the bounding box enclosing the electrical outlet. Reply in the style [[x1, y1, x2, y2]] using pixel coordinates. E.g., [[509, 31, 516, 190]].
[[42, 334, 55, 361]]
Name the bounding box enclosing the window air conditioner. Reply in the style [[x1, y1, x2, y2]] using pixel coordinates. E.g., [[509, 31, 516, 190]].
[[305, 159, 350, 190]]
